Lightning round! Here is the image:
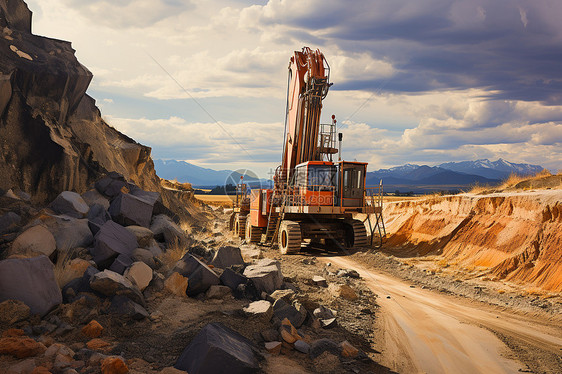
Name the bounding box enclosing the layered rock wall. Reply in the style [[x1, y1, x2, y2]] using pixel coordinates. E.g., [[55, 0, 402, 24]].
[[0, 0, 161, 202], [384, 191, 562, 292]]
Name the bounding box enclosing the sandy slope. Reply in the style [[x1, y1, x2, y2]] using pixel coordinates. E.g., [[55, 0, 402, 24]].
[[326, 256, 562, 374], [382, 190, 562, 292]]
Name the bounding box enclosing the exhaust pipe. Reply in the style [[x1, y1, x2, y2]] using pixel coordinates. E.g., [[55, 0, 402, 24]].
[[338, 132, 343, 161]]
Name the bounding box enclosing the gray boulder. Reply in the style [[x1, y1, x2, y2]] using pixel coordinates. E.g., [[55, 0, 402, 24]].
[[81, 189, 110, 210], [309, 339, 341, 359], [150, 214, 188, 245], [128, 185, 161, 206], [272, 299, 307, 328], [131, 248, 156, 268], [174, 322, 259, 374], [44, 215, 93, 251], [0, 256, 62, 316], [243, 259, 283, 294], [91, 221, 137, 269], [108, 295, 148, 320], [49, 191, 89, 218], [87, 204, 111, 236], [109, 193, 153, 228], [219, 268, 248, 291], [243, 300, 273, 322], [125, 225, 154, 247], [89, 270, 145, 306], [95, 173, 127, 198], [9, 225, 56, 257], [210, 246, 244, 269], [175, 254, 220, 296], [109, 254, 133, 275]]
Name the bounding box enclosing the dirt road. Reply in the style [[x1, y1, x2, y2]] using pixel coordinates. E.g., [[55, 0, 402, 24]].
[[326, 256, 562, 374]]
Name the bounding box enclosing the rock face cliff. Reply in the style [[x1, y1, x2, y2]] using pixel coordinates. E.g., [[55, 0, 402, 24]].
[[384, 191, 562, 293], [0, 0, 160, 203]]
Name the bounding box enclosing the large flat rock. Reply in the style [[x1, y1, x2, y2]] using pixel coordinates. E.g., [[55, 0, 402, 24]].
[[91, 221, 137, 269], [243, 259, 283, 294], [0, 256, 62, 316], [174, 322, 259, 374], [109, 193, 153, 228]]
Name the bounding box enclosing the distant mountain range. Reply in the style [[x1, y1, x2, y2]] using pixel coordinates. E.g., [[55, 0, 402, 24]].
[[154, 159, 270, 188], [154, 158, 543, 192], [367, 159, 543, 193]]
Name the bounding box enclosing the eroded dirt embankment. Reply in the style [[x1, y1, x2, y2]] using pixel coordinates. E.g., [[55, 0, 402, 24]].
[[383, 190, 562, 293]]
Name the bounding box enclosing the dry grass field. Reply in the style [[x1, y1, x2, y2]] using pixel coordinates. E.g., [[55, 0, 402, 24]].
[[194, 194, 234, 207]]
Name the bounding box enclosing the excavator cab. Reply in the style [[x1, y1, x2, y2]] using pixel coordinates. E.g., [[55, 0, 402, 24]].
[[339, 162, 367, 208]]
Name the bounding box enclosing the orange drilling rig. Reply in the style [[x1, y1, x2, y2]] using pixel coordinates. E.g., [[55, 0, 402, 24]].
[[230, 47, 383, 253]]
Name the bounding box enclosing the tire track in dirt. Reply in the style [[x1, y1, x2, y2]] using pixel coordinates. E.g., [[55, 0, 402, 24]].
[[325, 256, 562, 374]]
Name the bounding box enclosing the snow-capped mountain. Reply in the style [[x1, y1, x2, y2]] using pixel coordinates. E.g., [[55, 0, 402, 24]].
[[366, 159, 544, 193], [437, 159, 543, 180]]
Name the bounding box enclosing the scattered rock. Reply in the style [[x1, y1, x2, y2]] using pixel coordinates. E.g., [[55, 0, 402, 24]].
[[243, 259, 283, 294], [243, 300, 273, 322], [0, 336, 46, 358], [124, 262, 153, 291], [339, 340, 359, 358], [150, 215, 188, 246], [279, 318, 301, 344], [159, 368, 185, 374], [91, 221, 137, 269], [309, 339, 341, 359], [95, 174, 127, 199], [125, 226, 154, 248], [101, 356, 129, 374], [294, 340, 310, 354], [272, 299, 307, 328], [59, 258, 92, 287], [312, 275, 327, 287], [90, 270, 145, 306], [81, 189, 110, 210], [31, 366, 51, 374], [205, 285, 231, 299], [265, 341, 282, 355], [87, 204, 112, 236], [219, 267, 248, 291], [0, 256, 62, 316], [174, 322, 259, 374], [7, 358, 37, 373], [337, 269, 360, 278], [175, 255, 220, 296], [313, 305, 337, 320], [86, 338, 111, 351], [109, 193, 153, 228], [44, 343, 75, 360], [44, 215, 93, 251], [164, 272, 188, 297], [270, 289, 296, 303], [260, 328, 280, 342], [61, 266, 99, 303], [108, 296, 148, 320], [131, 248, 156, 268], [210, 246, 245, 269], [82, 320, 103, 339], [0, 299, 30, 324], [329, 283, 358, 301], [9, 225, 57, 258], [109, 254, 133, 275], [49, 191, 90, 218]]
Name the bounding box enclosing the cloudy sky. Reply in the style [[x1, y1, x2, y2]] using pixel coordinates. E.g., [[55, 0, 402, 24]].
[[26, 0, 562, 176]]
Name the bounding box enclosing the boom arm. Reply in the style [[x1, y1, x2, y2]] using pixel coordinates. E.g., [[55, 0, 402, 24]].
[[280, 47, 331, 186]]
